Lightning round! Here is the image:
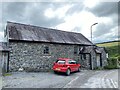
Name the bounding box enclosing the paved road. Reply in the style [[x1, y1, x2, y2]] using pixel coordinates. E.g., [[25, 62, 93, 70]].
[[0, 77, 1, 89], [2, 69, 118, 88]]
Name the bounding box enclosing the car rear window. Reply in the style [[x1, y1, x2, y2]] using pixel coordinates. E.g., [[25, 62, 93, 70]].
[[68, 60, 76, 64], [56, 60, 65, 64]]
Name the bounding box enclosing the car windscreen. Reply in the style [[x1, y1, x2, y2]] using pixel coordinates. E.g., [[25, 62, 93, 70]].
[[56, 60, 65, 64]]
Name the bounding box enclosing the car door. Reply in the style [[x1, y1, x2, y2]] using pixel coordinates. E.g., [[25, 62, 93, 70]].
[[68, 60, 76, 72], [71, 60, 78, 71], [75, 61, 80, 71]]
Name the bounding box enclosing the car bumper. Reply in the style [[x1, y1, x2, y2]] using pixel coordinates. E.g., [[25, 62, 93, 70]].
[[52, 67, 67, 72]]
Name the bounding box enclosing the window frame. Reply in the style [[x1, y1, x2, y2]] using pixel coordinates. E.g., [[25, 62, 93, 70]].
[[74, 46, 78, 54]]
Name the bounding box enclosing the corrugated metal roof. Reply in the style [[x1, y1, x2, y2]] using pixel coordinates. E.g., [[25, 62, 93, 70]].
[[7, 21, 93, 45]]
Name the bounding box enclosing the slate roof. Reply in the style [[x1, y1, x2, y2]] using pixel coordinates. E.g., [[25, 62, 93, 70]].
[[96, 46, 107, 53], [0, 42, 9, 51], [7, 21, 93, 45], [95, 49, 101, 53], [81, 46, 101, 54], [82, 46, 92, 53]]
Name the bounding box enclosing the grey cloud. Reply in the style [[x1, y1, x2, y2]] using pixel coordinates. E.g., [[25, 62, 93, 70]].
[[2, 2, 66, 28], [93, 23, 116, 37], [93, 32, 118, 43], [2, 2, 27, 20], [27, 2, 65, 27], [89, 2, 118, 43], [87, 2, 118, 17], [66, 2, 84, 15], [71, 26, 81, 32], [1, 2, 118, 43]]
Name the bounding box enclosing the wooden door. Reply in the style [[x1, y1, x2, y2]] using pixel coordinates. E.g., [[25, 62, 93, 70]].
[[96, 54, 101, 67]]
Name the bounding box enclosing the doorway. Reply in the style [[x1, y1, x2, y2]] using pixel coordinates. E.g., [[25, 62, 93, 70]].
[[80, 53, 92, 70]]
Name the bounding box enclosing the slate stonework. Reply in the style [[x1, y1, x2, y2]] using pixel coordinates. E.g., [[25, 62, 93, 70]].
[[9, 41, 107, 72], [9, 41, 76, 72], [99, 49, 108, 67], [6, 22, 108, 72]]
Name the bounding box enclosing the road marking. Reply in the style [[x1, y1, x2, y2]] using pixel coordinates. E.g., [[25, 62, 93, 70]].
[[101, 70, 118, 88], [63, 76, 79, 88], [110, 79, 117, 88], [101, 78, 106, 88], [103, 70, 116, 79], [106, 79, 112, 88], [114, 81, 118, 87]]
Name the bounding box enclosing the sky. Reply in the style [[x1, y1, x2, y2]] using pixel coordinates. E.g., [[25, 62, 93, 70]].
[[0, 0, 119, 43]]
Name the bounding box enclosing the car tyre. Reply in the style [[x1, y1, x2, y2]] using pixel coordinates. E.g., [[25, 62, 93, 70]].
[[54, 71, 57, 74], [78, 67, 81, 72], [66, 69, 71, 76]]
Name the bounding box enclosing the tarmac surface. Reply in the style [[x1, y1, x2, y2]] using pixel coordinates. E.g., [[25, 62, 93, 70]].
[[2, 69, 119, 88]]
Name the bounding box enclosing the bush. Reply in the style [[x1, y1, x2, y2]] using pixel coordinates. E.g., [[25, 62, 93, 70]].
[[104, 65, 118, 69], [3, 73, 12, 76], [106, 46, 119, 58], [93, 67, 104, 70], [117, 56, 120, 67], [104, 57, 118, 69]]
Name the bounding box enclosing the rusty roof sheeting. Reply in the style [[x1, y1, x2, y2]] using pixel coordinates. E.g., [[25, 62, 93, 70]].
[[7, 21, 93, 45]]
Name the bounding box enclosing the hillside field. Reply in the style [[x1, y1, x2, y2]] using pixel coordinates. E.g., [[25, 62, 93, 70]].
[[96, 41, 120, 69], [97, 41, 119, 47], [96, 41, 120, 58]]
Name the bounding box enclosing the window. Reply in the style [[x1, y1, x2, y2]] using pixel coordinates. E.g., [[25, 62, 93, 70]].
[[83, 54, 86, 60], [44, 46, 49, 54], [56, 60, 65, 64], [74, 46, 84, 54], [68, 60, 76, 64], [74, 46, 78, 54], [79, 46, 84, 54], [81, 54, 86, 60]]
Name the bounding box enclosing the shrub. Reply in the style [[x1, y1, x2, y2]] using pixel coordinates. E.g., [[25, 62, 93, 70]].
[[104, 57, 118, 69], [3, 73, 12, 76], [94, 67, 103, 70]]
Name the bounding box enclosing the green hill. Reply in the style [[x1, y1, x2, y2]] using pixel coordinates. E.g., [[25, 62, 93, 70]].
[[96, 40, 120, 69], [96, 41, 120, 58], [97, 41, 119, 47]]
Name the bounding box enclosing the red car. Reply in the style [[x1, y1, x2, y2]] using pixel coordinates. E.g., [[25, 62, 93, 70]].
[[52, 58, 81, 76]]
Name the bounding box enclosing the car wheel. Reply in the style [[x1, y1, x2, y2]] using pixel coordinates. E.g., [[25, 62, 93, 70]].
[[54, 71, 57, 74], [66, 69, 71, 76], [78, 67, 81, 72]]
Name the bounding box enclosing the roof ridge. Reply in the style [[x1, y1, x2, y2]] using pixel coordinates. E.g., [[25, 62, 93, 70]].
[[7, 21, 93, 45], [7, 21, 83, 35]]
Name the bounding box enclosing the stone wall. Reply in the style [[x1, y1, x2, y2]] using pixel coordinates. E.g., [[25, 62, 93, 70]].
[[83, 46, 97, 69], [79, 54, 91, 69], [100, 49, 108, 67], [9, 41, 76, 72], [0, 52, 2, 74], [8, 41, 107, 72]]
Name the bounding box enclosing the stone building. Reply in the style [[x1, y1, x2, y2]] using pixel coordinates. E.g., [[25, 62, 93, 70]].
[[4, 21, 107, 72], [0, 42, 9, 74]]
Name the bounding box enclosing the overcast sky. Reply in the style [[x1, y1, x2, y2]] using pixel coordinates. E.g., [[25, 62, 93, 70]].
[[0, 0, 119, 43]]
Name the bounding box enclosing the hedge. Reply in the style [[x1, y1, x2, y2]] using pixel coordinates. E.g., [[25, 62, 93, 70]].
[[104, 57, 118, 69]]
